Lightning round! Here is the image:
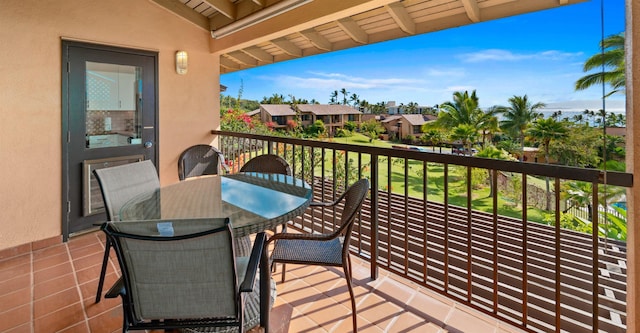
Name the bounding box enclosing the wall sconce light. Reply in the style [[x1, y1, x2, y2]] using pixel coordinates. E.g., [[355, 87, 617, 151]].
[[175, 50, 188, 75]]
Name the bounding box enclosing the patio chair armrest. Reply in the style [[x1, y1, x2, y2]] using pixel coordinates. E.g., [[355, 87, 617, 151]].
[[309, 201, 331, 207], [105, 277, 125, 299], [240, 232, 266, 292]]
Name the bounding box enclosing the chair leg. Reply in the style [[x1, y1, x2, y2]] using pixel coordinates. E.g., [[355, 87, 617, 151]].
[[344, 256, 357, 333], [95, 239, 112, 303], [281, 263, 287, 283]]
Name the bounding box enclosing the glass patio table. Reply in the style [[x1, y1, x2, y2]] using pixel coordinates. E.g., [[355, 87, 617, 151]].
[[119, 172, 313, 332]]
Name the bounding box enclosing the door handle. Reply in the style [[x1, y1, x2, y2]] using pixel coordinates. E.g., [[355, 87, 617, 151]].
[[144, 141, 153, 148]]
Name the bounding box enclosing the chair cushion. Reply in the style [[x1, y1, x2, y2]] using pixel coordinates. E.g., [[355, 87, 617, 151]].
[[271, 238, 343, 266]]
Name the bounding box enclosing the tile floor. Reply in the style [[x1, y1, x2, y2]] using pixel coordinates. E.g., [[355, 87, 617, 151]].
[[0, 231, 527, 333]]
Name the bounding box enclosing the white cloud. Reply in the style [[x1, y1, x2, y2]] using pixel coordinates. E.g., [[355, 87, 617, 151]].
[[266, 72, 427, 91], [459, 49, 583, 63]]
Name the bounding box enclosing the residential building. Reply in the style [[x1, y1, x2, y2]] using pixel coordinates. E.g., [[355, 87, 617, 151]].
[[258, 104, 362, 134], [381, 114, 437, 140]]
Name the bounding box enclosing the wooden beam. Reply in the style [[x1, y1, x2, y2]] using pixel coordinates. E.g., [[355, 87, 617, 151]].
[[337, 17, 368, 44], [202, 0, 236, 19], [210, 0, 395, 53], [220, 56, 242, 70], [150, 0, 209, 31], [251, 0, 264, 6], [299, 29, 332, 51], [385, 2, 415, 35], [241, 47, 274, 63], [460, 0, 480, 22], [226, 51, 259, 66], [271, 38, 302, 57], [559, 0, 569, 4]]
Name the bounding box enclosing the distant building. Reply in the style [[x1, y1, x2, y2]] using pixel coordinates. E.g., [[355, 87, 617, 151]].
[[386, 101, 438, 115], [380, 114, 437, 140], [257, 104, 362, 135]]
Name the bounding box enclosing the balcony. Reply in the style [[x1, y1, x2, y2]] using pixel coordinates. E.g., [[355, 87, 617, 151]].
[[0, 231, 526, 332], [215, 130, 632, 333], [0, 130, 630, 332]]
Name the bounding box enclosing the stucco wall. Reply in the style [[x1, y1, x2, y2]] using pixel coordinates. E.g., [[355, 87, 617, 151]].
[[0, 0, 221, 249]]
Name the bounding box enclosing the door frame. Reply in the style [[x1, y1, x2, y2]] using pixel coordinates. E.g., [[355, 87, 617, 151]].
[[61, 40, 159, 240]]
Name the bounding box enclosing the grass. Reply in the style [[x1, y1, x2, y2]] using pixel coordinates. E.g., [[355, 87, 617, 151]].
[[317, 133, 548, 223]]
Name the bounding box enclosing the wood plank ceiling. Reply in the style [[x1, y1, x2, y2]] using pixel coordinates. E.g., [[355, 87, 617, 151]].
[[151, 0, 587, 74]]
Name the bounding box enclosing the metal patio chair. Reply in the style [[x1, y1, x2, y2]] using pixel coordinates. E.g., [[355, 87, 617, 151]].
[[103, 218, 266, 332], [268, 178, 369, 333], [93, 160, 160, 303], [178, 144, 229, 180]]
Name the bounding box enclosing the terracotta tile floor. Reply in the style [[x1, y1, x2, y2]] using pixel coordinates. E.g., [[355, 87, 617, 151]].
[[0, 231, 528, 333]]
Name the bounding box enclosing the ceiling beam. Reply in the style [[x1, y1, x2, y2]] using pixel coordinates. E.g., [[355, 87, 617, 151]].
[[220, 56, 242, 70], [299, 29, 332, 51], [202, 0, 236, 19], [460, 0, 481, 23], [559, 0, 569, 4], [337, 17, 368, 44], [252, 0, 265, 6], [241, 47, 274, 63], [271, 39, 303, 57], [385, 2, 415, 35], [149, 0, 210, 31], [210, 0, 397, 54], [226, 51, 259, 66]]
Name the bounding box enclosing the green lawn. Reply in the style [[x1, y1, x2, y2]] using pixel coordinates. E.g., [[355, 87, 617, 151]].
[[319, 133, 548, 222]]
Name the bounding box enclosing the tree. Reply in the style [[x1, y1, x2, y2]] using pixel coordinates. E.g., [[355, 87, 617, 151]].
[[450, 124, 479, 153], [549, 123, 601, 167], [406, 102, 418, 114], [421, 129, 445, 152], [329, 90, 338, 104], [475, 145, 512, 197], [359, 119, 385, 142], [349, 93, 360, 107], [430, 90, 497, 130], [499, 95, 545, 161], [261, 93, 286, 104], [575, 32, 625, 97], [527, 118, 568, 210], [340, 88, 349, 105]]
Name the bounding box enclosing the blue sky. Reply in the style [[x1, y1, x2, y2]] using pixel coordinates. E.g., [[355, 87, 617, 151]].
[[221, 0, 626, 112]]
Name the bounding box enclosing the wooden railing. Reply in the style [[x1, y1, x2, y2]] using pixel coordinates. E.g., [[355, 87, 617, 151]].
[[213, 130, 633, 333]]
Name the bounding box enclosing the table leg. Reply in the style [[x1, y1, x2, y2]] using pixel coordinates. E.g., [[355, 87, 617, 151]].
[[260, 240, 270, 333]]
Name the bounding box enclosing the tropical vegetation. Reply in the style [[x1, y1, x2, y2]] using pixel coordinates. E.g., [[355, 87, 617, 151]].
[[218, 32, 628, 241]]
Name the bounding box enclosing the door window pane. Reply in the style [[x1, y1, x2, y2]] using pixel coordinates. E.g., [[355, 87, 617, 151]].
[[85, 62, 142, 148]]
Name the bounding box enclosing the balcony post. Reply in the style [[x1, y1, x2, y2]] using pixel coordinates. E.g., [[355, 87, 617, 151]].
[[370, 154, 379, 279]]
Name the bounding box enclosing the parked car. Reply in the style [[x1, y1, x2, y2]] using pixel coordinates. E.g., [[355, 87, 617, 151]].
[[452, 147, 478, 155]]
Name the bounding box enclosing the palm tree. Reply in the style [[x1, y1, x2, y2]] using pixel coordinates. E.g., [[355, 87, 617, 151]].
[[329, 90, 338, 104], [527, 118, 568, 210], [340, 88, 349, 105], [450, 124, 479, 154], [349, 93, 360, 107], [575, 32, 625, 97], [421, 129, 444, 152], [429, 90, 501, 150], [432, 90, 482, 128], [499, 95, 545, 161], [406, 102, 418, 114]]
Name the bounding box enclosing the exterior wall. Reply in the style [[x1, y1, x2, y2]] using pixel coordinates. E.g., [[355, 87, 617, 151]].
[[0, 0, 220, 250], [626, 0, 639, 330]]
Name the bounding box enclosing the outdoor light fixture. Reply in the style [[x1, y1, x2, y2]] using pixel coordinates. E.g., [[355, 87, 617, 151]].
[[175, 50, 188, 75], [210, 0, 313, 39]]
